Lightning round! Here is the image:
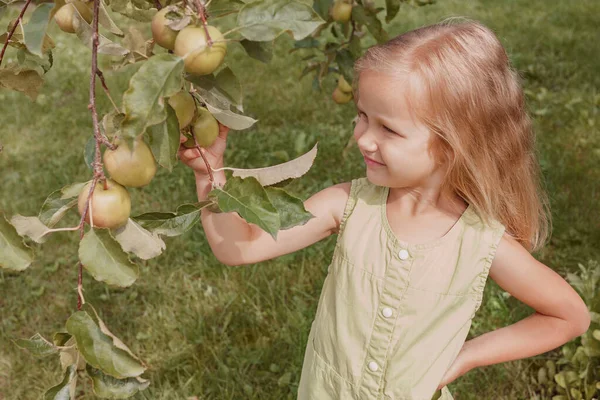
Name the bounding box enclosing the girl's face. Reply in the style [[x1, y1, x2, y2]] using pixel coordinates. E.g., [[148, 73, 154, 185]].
[[353, 70, 444, 190]]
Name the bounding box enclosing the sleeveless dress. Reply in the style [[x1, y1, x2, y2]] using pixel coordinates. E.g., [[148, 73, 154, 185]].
[[297, 177, 506, 400]]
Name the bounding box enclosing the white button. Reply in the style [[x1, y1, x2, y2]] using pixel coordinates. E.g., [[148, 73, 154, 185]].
[[368, 361, 379, 372], [398, 249, 410, 260], [382, 307, 393, 318]]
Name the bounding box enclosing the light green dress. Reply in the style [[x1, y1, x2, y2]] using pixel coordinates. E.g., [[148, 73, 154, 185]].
[[297, 177, 505, 400]]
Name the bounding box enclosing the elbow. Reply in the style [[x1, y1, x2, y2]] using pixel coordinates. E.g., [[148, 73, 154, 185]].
[[215, 254, 242, 267], [573, 311, 591, 337], [566, 307, 591, 338]]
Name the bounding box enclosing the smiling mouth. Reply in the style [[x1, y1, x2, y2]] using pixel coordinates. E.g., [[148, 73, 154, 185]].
[[363, 155, 385, 166]]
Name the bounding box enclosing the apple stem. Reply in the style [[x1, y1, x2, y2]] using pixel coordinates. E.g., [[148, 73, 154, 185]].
[[192, 130, 215, 184], [195, 0, 213, 47], [0, 0, 33, 68]]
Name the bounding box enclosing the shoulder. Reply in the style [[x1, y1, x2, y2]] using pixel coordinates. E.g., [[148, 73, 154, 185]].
[[488, 232, 534, 283], [305, 181, 351, 235], [313, 178, 378, 234]]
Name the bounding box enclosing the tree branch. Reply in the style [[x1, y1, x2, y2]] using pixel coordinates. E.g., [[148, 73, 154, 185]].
[[0, 0, 34, 68], [77, 0, 106, 311]]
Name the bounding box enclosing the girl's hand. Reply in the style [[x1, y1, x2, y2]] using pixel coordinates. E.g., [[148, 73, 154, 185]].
[[178, 123, 230, 175], [435, 349, 474, 391]]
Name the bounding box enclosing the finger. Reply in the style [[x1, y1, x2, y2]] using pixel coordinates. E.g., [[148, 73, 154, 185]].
[[180, 133, 188, 144], [178, 147, 201, 161], [218, 123, 230, 139]]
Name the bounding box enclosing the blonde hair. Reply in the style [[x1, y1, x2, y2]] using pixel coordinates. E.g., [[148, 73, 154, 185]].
[[353, 17, 551, 253]]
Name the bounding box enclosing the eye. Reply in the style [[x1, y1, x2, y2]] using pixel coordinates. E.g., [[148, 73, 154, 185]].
[[383, 125, 395, 133]]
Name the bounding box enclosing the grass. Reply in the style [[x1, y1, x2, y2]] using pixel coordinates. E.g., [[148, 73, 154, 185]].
[[1, 0, 599, 398]]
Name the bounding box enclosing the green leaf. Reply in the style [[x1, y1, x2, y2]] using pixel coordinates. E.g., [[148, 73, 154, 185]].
[[208, 176, 280, 240], [146, 103, 180, 172], [14, 333, 58, 357], [207, 0, 245, 17], [0, 212, 33, 271], [264, 187, 314, 230], [240, 39, 274, 63], [43, 365, 77, 400], [120, 54, 184, 144], [132, 202, 210, 237], [215, 142, 318, 186], [71, 7, 130, 56], [384, 0, 400, 23], [293, 36, 320, 49], [87, 365, 149, 398], [351, 6, 388, 43], [186, 67, 243, 109], [98, 0, 124, 36], [16, 47, 53, 75], [0, 65, 44, 100], [38, 182, 89, 227], [22, 3, 53, 57], [312, 0, 332, 20], [79, 229, 139, 287], [215, 67, 243, 107], [102, 110, 125, 139], [203, 100, 258, 130], [109, 1, 155, 22], [9, 215, 50, 243], [237, 0, 325, 41], [53, 332, 72, 346], [66, 310, 145, 379], [112, 218, 166, 260], [335, 48, 354, 86], [348, 33, 361, 58]]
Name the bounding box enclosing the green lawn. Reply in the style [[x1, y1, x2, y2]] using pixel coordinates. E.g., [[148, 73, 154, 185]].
[[1, 0, 599, 398]]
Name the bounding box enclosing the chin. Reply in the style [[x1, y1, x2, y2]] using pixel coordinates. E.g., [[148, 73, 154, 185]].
[[365, 171, 387, 187]]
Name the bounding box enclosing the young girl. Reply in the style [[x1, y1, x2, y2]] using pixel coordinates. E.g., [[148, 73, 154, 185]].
[[178, 18, 591, 400]]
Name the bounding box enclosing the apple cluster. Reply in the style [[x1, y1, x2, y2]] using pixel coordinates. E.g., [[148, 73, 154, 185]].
[[332, 75, 353, 104], [151, 7, 227, 76], [75, 91, 220, 230], [167, 91, 220, 149], [77, 136, 157, 229]]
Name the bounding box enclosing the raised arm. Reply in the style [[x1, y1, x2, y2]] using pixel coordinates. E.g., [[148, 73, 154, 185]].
[[198, 172, 351, 266], [178, 123, 351, 267]]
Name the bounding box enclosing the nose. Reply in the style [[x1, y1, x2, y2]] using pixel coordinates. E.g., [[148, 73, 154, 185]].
[[354, 124, 378, 154]]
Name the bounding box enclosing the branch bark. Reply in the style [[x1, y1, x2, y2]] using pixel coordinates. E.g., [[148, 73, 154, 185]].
[[0, 0, 34, 68]]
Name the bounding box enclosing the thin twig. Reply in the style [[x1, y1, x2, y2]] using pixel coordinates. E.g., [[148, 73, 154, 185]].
[[194, 0, 212, 46], [196, 138, 215, 183], [0, 0, 33, 67]]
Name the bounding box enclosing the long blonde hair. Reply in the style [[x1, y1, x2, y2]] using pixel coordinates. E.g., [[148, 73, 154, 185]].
[[353, 17, 551, 253]]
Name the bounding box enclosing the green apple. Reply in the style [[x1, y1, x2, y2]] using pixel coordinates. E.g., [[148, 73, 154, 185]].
[[338, 75, 352, 93], [168, 91, 196, 129], [151, 7, 180, 50], [174, 25, 227, 76], [185, 107, 219, 148], [331, 0, 352, 23], [77, 179, 131, 229], [103, 137, 157, 188], [332, 87, 353, 104], [54, 1, 93, 33]]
